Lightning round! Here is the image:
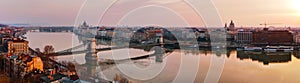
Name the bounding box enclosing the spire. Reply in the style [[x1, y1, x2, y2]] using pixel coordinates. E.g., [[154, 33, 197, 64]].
[[83, 21, 87, 25], [230, 20, 234, 25], [229, 20, 235, 29], [82, 21, 88, 27]]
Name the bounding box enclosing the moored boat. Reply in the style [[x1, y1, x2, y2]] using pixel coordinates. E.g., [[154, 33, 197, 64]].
[[237, 47, 262, 51], [264, 46, 293, 52]]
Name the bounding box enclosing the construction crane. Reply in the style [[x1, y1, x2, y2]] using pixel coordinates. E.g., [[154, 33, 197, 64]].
[[259, 22, 282, 28]]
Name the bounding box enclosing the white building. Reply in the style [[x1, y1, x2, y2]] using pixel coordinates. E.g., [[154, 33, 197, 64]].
[[235, 31, 253, 44]]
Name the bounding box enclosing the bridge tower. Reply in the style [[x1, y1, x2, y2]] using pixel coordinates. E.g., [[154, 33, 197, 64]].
[[154, 46, 164, 63], [85, 38, 98, 77], [155, 29, 164, 46], [155, 29, 164, 62], [75, 21, 101, 81], [87, 38, 97, 57]]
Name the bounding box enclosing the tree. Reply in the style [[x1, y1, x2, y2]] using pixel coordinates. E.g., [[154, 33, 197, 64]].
[[43, 45, 54, 54]]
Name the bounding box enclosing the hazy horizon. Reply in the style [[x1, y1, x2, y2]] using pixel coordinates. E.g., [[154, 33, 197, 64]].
[[0, 0, 299, 27]]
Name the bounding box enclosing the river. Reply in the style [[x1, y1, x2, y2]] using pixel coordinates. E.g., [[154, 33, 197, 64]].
[[24, 32, 300, 83]]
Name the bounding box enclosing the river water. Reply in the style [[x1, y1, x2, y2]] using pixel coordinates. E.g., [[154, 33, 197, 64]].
[[24, 32, 300, 83]]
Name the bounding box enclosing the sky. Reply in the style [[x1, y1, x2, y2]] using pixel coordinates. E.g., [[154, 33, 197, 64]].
[[0, 0, 299, 27]]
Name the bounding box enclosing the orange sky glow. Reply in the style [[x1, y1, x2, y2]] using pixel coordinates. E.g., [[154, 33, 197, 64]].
[[0, 0, 299, 27]]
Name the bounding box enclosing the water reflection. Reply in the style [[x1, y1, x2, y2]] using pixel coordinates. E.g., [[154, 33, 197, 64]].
[[292, 50, 300, 59], [237, 51, 292, 65], [25, 32, 300, 82], [185, 48, 297, 66]]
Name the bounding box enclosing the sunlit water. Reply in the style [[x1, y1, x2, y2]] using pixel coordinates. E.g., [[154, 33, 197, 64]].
[[25, 32, 300, 83]]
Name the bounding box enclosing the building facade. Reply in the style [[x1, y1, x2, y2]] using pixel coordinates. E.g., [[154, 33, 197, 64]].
[[8, 38, 29, 54], [253, 29, 293, 45], [235, 31, 253, 44]]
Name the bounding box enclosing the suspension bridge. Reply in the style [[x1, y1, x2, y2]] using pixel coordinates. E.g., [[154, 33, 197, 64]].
[[26, 22, 178, 82]]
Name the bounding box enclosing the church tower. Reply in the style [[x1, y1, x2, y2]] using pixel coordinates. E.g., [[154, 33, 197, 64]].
[[82, 21, 88, 27], [229, 20, 235, 30], [224, 23, 229, 31]]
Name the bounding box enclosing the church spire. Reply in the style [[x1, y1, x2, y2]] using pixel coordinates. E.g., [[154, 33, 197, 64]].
[[229, 20, 235, 28], [83, 21, 88, 27]]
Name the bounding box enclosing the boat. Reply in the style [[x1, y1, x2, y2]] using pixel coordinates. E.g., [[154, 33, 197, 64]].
[[188, 45, 198, 48], [264, 46, 293, 52], [242, 47, 263, 51]]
